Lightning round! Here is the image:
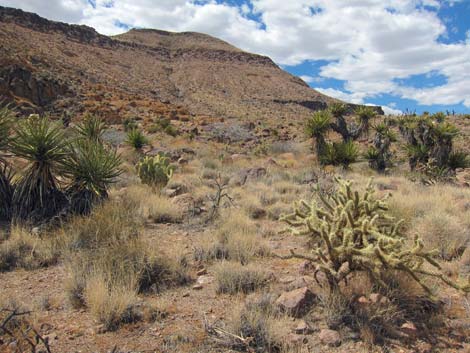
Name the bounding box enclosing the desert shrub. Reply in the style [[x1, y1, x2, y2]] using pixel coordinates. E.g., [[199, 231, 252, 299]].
[[65, 201, 189, 330], [136, 154, 173, 191], [0, 227, 61, 272], [207, 294, 289, 353], [74, 114, 106, 142], [281, 177, 470, 295], [448, 151, 469, 169], [145, 193, 183, 223], [123, 117, 138, 132], [194, 210, 269, 264], [10, 115, 69, 222], [148, 117, 179, 136], [63, 139, 122, 215], [0, 166, 14, 221], [306, 110, 331, 160], [399, 115, 460, 170], [320, 140, 358, 168], [126, 128, 148, 150], [214, 262, 269, 294]]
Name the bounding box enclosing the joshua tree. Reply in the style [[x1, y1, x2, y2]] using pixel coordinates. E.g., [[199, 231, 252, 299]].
[[366, 122, 396, 172], [328, 103, 376, 141]]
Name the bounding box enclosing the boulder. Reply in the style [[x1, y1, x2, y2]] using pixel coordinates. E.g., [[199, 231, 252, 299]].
[[275, 287, 317, 317], [318, 329, 341, 347]]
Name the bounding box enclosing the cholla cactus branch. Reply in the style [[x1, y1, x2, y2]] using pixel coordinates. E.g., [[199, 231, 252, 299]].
[[280, 177, 470, 295]]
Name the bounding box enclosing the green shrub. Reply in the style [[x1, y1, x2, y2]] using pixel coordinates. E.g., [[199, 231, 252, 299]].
[[136, 155, 173, 191], [75, 114, 106, 142], [123, 117, 138, 132], [63, 139, 122, 215], [320, 140, 358, 168], [448, 151, 469, 170], [126, 129, 148, 150], [10, 115, 69, 222]]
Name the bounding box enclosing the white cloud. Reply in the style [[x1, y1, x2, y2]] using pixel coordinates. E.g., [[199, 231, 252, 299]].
[[380, 105, 403, 115], [1, 0, 469, 109]]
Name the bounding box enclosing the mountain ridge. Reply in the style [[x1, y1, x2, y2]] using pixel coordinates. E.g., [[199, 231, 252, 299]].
[[0, 6, 383, 132]]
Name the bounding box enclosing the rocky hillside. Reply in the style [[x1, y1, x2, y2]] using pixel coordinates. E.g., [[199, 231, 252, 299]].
[[0, 6, 382, 128]]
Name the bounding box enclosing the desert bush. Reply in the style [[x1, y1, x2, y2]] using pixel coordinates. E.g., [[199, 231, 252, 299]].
[[123, 117, 138, 132], [136, 154, 173, 191], [448, 151, 469, 169], [0, 227, 61, 272], [148, 117, 179, 136], [126, 128, 149, 150], [207, 294, 289, 353], [399, 114, 461, 170], [281, 177, 470, 295], [320, 140, 359, 168], [194, 210, 269, 264], [214, 262, 269, 294], [306, 110, 331, 160], [74, 114, 106, 142], [10, 115, 69, 222], [63, 139, 122, 215]]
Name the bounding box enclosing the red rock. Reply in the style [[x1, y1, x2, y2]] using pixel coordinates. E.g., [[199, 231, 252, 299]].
[[275, 287, 317, 317], [319, 329, 341, 347]]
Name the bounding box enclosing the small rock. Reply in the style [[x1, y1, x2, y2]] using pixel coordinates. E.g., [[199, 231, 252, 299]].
[[286, 333, 308, 346], [369, 293, 381, 303], [319, 329, 341, 347], [298, 260, 314, 275], [177, 157, 188, 165], [164, 188, 178, 198], [275, 287, 317, 317], [182, 292, 190, 297], [197, 275, 214, 285], [294, 320, 313, 334], [400, 321, 417, 336], [192, 284, 203, 290], [197, 268, 207, 276], [357, 296, 369, 304]]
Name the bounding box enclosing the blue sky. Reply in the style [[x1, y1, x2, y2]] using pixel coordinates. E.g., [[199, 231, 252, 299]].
[[2, 0, 470, 114]]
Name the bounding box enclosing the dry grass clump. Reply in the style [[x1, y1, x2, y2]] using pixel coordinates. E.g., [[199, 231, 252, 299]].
[[194, 209, 269, 264], [0, 226, 62, 272], [125, 185, 184, 223], [64, 199, 190, 331], [208, 293, 292, 353], [214, 262, 270, 295]]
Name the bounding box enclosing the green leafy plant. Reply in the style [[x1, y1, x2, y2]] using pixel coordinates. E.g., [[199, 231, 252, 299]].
[[123, 117, 138, 132], [320, 140, 358, 168], [280, 177, 470, 295], [126, 129, 149, 150], [63, 139, 122, 215], [10, 115, 68, 222], [75, 114, 106, 142], [306, 110, 332, 160], [447, 151, 469, 170], [136, 154, 173, 191], [366, 122, 396, 172], [355, 106, 376, 136]]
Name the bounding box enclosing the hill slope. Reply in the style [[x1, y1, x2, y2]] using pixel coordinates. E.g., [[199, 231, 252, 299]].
[[0, 6, 382, 127]]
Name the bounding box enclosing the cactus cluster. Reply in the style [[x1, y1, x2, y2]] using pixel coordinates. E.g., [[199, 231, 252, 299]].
[[136, 154, 173, 191], [281, 177, 470, 295]]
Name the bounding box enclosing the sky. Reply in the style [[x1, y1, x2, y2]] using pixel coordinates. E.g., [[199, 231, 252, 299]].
[[2, 0, 470, 115]]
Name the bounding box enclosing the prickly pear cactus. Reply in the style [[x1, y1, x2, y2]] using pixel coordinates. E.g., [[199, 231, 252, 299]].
[[136, 154, 173, 191], [281, 177, 470, 294]]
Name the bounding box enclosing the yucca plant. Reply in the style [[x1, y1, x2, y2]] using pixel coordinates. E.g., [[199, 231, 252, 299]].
[[63, 139, 122, 215], [136, 154, 173, 191], [355, 106, 376, 137], [10, 115, 69, 222], [126, 129, 149, 150], [329, 103, 348, 118], [320, 140, 358, 168], [0, 105, 15, 221], [75, 114, 106, 142], [448, 151, 469, 170], [306, 110, 331, 159]]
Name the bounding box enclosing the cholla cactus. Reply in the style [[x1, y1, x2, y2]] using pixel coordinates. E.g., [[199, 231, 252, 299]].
[[281, 177, 470, 295], [136, 154, 173, 191]]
